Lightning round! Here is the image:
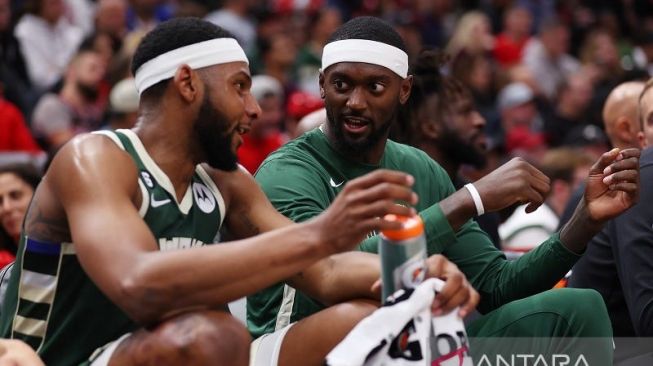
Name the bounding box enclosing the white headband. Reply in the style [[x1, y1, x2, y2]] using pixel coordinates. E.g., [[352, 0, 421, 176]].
[[134, 38, 249, 95], [321, 39, 409, 78]]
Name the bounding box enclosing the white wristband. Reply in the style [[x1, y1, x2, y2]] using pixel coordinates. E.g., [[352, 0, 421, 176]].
[[464, 183, 484, 216]]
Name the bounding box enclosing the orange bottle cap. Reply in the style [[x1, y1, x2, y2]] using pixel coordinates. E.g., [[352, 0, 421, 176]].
[[380, 214, 424, 241]]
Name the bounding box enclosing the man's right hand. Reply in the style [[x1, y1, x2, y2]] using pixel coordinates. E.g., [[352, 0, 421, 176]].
[[311, 169, 418, 254], [474, 157, 551, 213], [441, 157, 551, 231]]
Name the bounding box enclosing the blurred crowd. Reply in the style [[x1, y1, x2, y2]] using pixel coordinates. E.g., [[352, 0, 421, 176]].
[[2, 0, 653, 262]]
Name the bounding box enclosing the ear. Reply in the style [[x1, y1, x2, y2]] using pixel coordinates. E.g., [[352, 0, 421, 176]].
[[637, 131, 647, 148], [420, 119, 440, 140], [399, 75, 413, 105], [416, 106, 441, 139], [614, 117, 638, 145], [172, 64, 200, 103], [318, 70, 325, 99]]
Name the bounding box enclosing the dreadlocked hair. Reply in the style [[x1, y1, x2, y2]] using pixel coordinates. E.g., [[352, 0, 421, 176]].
[[393, 49, 471, 146]]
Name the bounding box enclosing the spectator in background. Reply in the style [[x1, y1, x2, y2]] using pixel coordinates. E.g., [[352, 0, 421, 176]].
[[65, 0, 96, 37], [562, 124, 611, 161], [258, 33, 298, 93], [499, 148, 593, 252], [0, 0, 33, 116], [14, 0, 84, 92], [105, 77, 138, 130], [0, 97, 41, 153], [126, 0, 171, 34], [445, 10, 494, 61], [580, 29, 626, 126], [205, 0, 256, 54], [295, 7, 342, 97], [31, 49, 106, 151], [496, 82, 547, 160], [237, 75, 286, 174], [522, 19, 580, 100], [0, 163, 40, 268], [559, 81, 645, 231], [95, 0, 128, 41], [632, 32, 653, 77], [544, 73, 594, 147], [493, 6, 533, 68], [285, 90, 323, 139]]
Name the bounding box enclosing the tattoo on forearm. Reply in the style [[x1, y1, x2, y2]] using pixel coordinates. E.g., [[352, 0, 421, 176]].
[[238, 212, 260, 237]]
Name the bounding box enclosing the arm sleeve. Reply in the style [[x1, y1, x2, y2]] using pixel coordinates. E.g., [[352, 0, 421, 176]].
[[611, 163, 653, 336], [413, 156, 581, 313]]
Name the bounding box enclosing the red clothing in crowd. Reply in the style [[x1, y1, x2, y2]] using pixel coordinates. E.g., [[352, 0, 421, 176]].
[[493, 33, 530, 67], [0, 99, 41, 153], [0, 250, 14, 269], [238, 133, 285, 175]]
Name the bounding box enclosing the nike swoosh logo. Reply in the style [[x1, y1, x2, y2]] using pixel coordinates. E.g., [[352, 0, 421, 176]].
[[329, 178, 344, 188], [151, 194, 171, 208]]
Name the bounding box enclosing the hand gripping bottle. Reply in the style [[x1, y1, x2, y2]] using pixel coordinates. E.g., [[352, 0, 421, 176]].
[[379, 214, 427, 302]]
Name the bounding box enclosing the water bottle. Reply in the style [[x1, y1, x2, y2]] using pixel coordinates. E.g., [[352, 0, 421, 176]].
[[379, 214, 427, 302]]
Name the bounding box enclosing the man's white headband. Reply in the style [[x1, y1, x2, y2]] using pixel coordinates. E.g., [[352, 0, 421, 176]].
[[134, 38, 248, 95], [321, 39, 408, 78]]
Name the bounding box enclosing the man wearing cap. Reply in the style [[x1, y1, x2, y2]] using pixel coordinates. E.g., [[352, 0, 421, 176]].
[[0, 18, 475, 366], [251, 16, 641, 360], [105, 78, 140, 130], [495, 81, 547, 158]]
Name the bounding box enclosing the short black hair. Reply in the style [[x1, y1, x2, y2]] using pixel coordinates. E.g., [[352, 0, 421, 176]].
[[326, 16, 406, 53], [131, 17, 234, 100]]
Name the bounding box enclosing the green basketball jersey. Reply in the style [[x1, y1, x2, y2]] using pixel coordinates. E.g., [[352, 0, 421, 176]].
[[248, 127, 456, 339], [248, 127, 578, 340], [0, 129, 225, 366]]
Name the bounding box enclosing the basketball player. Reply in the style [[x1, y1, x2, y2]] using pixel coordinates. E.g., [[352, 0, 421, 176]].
[[251, 16, 640, 362]]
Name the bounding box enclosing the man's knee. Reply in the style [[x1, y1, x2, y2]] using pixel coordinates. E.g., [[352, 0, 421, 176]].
[[115, 310, 250, 366], [162, 311, 250, 363], [532, 288, 611, 337], [328, 300, 377, 326]]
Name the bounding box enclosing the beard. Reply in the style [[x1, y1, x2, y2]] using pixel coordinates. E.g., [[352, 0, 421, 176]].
[[436, 127, 487, 169], [325, 103, 398, 155], [193, 92, 239, 171], [76, 81, 100, 102]]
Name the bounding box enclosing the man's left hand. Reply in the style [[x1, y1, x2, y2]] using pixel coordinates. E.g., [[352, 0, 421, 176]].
[[371, 255, 479, 318], [586, 148, 640, 222], [425, 254, 479, 318]]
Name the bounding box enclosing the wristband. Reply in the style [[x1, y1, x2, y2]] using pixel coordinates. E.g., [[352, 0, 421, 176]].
[[464, 183, 485, 216]]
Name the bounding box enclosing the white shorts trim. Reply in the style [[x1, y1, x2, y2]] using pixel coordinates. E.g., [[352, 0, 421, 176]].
[[249, 323, 294, 366], [89, 333, 131, 366]]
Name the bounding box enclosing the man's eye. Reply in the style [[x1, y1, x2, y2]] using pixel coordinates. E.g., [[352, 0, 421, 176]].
[[370, 83, 385, 92], [334, 80, 348, 90]]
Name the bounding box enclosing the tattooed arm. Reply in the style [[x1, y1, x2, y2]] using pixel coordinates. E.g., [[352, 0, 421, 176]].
[[215, 166, 388, 306], [54, 136, 415, 325]]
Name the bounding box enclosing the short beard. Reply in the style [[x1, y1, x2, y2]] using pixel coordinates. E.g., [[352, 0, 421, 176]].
[[436, 127, 487, 169], [325, 104, 397, 155], [193, 92, 238, 171]]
